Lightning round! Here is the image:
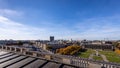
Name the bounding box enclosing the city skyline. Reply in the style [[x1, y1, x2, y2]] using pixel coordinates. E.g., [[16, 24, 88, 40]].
[[0, 0, 120, 40]]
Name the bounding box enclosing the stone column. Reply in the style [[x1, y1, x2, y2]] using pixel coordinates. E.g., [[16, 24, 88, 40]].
[[62, 58, 71, 64], [45, 55, 51, 60], [109, 65, 112, 68], [101, 64, 105, 68], [83, 60, 85, 67], [33, 52, 37, 57], [1, 46, 3, 50], [11, 47, 14, 51], [20, 48, 23, 53], [105, 64, 108, 68], [78, 59, 80, 67], [23, 51, 26, 55], [15, 47, 17, 52], [10, 47, 12, 51], [81, 60, 83, 67], [84, 61, 87, 68]]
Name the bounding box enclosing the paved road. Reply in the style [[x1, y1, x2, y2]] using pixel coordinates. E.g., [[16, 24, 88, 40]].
[[101, 54, 109, 62], [95, 50, 108, 62], [89, 54, 94, 59]]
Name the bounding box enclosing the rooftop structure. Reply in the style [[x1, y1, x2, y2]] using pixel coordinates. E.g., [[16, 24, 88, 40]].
[[50, 36, 54, 42]]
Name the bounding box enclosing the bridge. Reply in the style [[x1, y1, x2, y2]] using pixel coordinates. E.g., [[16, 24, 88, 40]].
[[0, 45, 120, 68]]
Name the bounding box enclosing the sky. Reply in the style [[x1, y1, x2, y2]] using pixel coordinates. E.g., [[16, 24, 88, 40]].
[[0, 0, 120, 40]]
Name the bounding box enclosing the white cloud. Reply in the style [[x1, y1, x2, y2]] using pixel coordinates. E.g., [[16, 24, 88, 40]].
[[0, 16, 47, 40], [0, 9, 24, 17], [0, 10, 120, 40], [72, 15, 120, 40]]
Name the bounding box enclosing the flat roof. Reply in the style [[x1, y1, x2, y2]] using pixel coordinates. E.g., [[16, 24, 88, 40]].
[[0, 51, 75, 68]]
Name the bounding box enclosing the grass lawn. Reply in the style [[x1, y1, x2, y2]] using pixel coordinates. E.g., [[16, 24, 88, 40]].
[[77, 49, 95, 58], [93, 56, 103, 61], [99, 50, 120, 63]]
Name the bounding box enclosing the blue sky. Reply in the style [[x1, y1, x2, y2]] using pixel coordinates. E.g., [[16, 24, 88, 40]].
[[0, 0, 120, 40]]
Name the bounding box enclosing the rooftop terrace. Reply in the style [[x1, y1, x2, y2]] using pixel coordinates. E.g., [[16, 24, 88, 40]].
[[0, 51, 75, 68]]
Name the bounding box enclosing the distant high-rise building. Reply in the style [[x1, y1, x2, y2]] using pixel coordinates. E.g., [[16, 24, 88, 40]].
[[50, 36, 54, 41]]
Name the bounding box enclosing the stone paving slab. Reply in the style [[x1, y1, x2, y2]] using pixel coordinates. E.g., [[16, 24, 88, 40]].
[[0, 54, 19, 63], [23, 59, 46, 68], [42, 62, 61, 68], [0, 56, 26, 68], [6, 57, 35, 68], [0, 51, 8, 55], [0, 53, 13, 59]]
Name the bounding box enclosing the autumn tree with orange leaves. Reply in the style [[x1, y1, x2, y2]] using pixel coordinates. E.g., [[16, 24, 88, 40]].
[[56, 44, 81, 55]]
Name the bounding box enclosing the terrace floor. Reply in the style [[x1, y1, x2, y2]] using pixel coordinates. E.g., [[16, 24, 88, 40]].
[[0, 50, 76, 68]]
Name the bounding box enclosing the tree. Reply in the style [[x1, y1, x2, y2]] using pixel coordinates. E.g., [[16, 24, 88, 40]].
[[112, 42, 120, 55], [115, 49, 120, 54], [117, 44, 120, 49], [56, 45, 81, 55], [112, 42, 120, 49]]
